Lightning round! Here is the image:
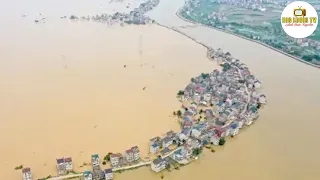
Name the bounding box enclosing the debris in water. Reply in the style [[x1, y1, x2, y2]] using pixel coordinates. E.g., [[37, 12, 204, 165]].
[[143, 87, 147, 90], [124, 65, 126, 68]]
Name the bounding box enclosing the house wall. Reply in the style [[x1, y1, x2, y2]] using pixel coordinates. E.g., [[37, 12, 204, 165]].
[[65, 163, 72, 171], [151, 162, 165, 173], [105, 173, 113, 180], [110, 158, 119, 167], [133, 153, 140, 161], [23, 173, 32, 180], [150, 145, 159, 153], [163, 141, 173, 148]]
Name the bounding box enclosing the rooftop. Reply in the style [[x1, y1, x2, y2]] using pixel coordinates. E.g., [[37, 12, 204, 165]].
[[152, 158, 164, 165], [57, 158, 65, 164], [91, 154, 99, 159], [104, 168, 113, 174], [22, 168, 31, 173], [64, 157, 72, 162]]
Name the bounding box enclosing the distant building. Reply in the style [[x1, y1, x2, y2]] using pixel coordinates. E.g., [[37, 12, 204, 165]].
[[150, 143, 160, 154], [110, 153, 122, 167], [131, 146, 140, 161], [22, 167, 32, 180], [230, 123, 240, 136], [91, 154, 100, 167], [56, 158, 66, 175], [151, 158, 166, 173], [104, 168, 113, 180], [162, 136, 173, 148], [124, 148, 134, 163], [64, 157, 73, 172], [210, 134, 220, 145], [83, 171, 93, 180]]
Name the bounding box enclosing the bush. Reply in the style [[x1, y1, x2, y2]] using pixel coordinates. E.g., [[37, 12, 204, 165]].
[[219, 138, 226, 146], [14, 165, 23, 170]]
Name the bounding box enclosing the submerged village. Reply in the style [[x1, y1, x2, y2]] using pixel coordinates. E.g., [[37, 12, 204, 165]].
[[19, 1, 267, 180], [19, 47, 267, 180]]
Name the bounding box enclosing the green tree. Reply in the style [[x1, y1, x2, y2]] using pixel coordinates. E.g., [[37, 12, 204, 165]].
[[219, 138, 226, 146], [104, 152, 112, 161], [177, 110, 182, 117], [192, 148, 203, 156], [177, 90, 184, 96]]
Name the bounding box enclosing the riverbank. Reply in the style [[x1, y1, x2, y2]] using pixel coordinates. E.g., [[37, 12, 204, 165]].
[[175, 6, 320, 69]]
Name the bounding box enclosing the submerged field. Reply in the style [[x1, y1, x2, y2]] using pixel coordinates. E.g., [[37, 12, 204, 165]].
[[179, 0, 320, 65]]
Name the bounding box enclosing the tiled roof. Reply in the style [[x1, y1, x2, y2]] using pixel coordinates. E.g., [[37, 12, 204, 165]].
[[104, 168, 113, 174], [111, 153, 122, 158], [22, 168, 31, 173], [91, 154, 99, 159], [152, 158, 164, 165], [64, 157, 72, 162], [57, 158, 65, 164]]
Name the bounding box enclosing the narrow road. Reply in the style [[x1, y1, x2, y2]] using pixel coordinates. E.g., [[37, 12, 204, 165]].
[[113, 161, 151, 172], [162, 146, 183, 159]]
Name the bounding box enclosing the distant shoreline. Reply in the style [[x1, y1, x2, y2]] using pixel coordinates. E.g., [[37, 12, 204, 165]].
[[175, 7, 320, 69]]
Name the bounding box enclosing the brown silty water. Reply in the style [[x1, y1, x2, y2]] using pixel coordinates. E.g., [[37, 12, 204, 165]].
[[1, 0, 320, 180]]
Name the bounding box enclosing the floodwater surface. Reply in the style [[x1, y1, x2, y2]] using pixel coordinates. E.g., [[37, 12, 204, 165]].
[[1, 0, 320, 180]]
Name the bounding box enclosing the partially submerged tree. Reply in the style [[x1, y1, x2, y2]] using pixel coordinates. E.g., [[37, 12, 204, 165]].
[[177, 110, 182, 117], [177, 90, 184, 96], [219, 138, 226, 146]]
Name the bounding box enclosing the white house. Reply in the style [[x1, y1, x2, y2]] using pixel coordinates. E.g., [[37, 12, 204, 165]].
[[178, 133, 188, 142], [258, 94, 267, 104], [56, 158, 66, 175], [83, 171, 93, 180], [230, 123, 240, 136], [224, 127, 231, 137], [151, 158, 166, 173], [162, 136, 173, 148], [150, 143, 160, 154], [104, 168, 113, 180], [191, 129, 201, 138], [110, 153, 122, 167], [237, 118, 245, 128], [210, 134, 220, 145], [254, 80, 261, 89], [131, 146, 140, 161], [245, 116, 253, 126], [91, 154, 100, 167], [22, 168, 32, 180], [64, 157, 73, 172], [203, 93, 212, 102], [124, 148, 134, 163], [193, 93, 201, 104]]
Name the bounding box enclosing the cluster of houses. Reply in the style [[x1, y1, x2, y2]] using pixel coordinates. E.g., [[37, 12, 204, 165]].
[[148, 130, 203, 173], [20, 47, 266, 179], [82, 154, 113, 180], [110, 146, 141, 168], [56, 157, 73, 175], [74, 0, 160, 25], [149, 47, 267, 174], [180, 48, 266, 146]]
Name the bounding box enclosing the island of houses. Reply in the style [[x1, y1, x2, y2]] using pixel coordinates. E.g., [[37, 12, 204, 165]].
[[22, 1, 267, 178], [20, 46, 266, 180], [64, 0, 160, 26]]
